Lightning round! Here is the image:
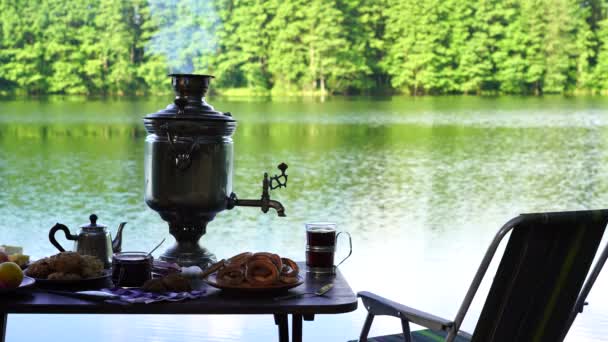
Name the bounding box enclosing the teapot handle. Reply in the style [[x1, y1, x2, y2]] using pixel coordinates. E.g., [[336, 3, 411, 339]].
[[49, 223, 78, 252]]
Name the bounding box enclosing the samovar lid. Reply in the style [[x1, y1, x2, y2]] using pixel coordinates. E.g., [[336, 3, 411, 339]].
[[144, 74, 235, 122]]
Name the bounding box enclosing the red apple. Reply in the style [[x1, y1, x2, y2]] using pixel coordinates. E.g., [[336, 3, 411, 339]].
[[0, 252, 8, 263]]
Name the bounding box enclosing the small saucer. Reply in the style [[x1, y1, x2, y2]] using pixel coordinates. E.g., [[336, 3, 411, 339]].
[[0, 276, 35, 294]]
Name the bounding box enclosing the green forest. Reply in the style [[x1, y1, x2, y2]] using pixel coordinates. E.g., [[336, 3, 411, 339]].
[[3, 0, 608, 96]]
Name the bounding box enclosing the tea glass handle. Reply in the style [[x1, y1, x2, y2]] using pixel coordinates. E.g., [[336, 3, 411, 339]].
[[335, 231, 352, 268]]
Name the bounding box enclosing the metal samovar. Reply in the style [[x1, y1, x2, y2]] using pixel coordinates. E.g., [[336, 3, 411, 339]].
[[143, 74, 287, 269]]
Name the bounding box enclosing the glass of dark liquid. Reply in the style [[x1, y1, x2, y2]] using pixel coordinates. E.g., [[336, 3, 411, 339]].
[[305, 222, 352, 275], [112, 252, 153, 287]]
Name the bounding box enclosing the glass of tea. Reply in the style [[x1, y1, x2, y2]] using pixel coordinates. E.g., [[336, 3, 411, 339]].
[[305, 222, 352, 275]]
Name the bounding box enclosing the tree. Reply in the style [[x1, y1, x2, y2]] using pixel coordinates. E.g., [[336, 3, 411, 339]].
[[212, 0, 277, 90], [92, 0, 142, 94], [383, 0, 454, 94], [0, 0, 604, 95], [341, 0, 389, 92], [592, 18, 608, 91], [455, 0, 501, 94], [0, 0, 50, 94]]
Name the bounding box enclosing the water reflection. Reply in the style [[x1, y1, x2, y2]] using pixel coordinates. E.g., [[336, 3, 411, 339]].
[[2, 96, 608, 341]]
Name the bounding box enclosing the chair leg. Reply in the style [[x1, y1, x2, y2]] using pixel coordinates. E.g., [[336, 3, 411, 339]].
[[401, 318, 412, 342], [274, 314, 289, 342], [359, 313, 375, 342], [1, 313, 6, 342]]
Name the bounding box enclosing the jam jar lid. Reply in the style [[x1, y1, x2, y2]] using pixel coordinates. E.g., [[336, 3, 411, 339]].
[[112, 252, 153, 263]]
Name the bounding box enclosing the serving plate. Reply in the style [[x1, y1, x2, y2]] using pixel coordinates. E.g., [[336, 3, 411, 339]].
[[204, 274, 303, 294], [26, 269, 112, 289], [0, 276, 35, 294]]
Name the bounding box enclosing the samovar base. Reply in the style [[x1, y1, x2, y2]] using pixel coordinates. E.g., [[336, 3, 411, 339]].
[[159, 223, 217, 269], [159, 244, 216, 269]]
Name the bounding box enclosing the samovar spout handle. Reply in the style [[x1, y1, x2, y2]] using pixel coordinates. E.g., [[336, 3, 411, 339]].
[[226, 163, 288, 216]]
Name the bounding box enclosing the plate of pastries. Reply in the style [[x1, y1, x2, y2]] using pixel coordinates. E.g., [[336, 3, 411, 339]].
[[25, 252, 109, 287], [202, 252, 302, 293]]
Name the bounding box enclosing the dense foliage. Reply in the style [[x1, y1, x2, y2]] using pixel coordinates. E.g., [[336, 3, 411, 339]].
[[2, 0, 608, 95]]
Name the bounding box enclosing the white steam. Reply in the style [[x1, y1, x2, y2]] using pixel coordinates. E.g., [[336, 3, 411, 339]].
[[146, 0, 220, 74]]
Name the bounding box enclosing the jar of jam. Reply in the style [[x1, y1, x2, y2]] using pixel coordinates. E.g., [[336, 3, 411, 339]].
[[112, 252, 152, 287]]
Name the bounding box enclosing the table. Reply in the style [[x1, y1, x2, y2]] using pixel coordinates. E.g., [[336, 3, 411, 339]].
[[0, 263, 357, 342]]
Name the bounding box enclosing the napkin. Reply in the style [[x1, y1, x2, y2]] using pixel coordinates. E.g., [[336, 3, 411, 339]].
[[102, 287, 206, 304]]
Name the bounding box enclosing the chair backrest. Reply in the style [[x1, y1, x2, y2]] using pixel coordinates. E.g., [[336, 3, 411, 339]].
[[471, 209, 608, 342]]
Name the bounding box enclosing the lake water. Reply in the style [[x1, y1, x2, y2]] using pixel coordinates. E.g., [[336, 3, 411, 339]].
[[2, 96, 608, 341]]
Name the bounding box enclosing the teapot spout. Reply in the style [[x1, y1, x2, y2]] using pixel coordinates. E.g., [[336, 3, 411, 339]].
[[112, 222, 127, 253]]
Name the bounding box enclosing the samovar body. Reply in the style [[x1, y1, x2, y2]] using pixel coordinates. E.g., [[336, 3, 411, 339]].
[[144, 121, 235, 225]]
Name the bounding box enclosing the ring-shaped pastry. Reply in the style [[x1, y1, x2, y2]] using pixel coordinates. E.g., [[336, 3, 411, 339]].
[[280, 275, 300, 284], [252, 252, 282, 270], [200, 259, 226, 278], [270, 253, 283, 270], [217, 264, 245, 286], [227, 252, 253, 267], [246, 259, 279, 286], [248, 255, 274, 267], [280, 258, 299, 277]]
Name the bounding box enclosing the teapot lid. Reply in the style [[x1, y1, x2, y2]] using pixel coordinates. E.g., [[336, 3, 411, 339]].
[[81, 214, 107, 230]]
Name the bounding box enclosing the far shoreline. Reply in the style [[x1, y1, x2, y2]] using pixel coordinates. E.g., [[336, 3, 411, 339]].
[[3, 88, 608, 99]]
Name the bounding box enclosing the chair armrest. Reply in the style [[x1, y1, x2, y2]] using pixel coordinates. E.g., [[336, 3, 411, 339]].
[[358, 291, 454, 332]]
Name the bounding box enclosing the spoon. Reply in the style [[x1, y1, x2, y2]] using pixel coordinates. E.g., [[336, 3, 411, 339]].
[[274, 283, 334, 301], [147, 238, 166, 257]]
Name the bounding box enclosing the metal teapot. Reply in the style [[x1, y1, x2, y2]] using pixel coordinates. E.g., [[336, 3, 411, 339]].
[[49, 214, 127, 268]]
